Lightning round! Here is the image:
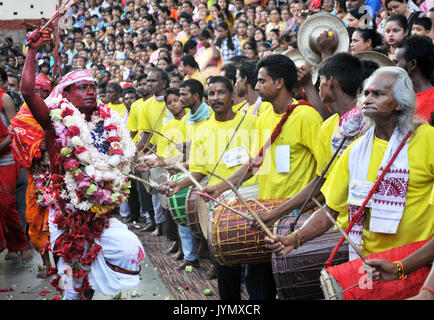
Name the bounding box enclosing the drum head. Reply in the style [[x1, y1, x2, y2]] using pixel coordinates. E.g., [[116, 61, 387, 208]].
[[168, 173, 189, 225], [320, 268, 343, 300], [196, 196, 211, 240]]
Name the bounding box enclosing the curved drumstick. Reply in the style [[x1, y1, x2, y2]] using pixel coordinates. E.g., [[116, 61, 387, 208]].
[[194, 191, 253, 221], [176, 162, 204, 191], [142, 128, 184, 153], [312, 197, 368, 263], [206, 170, 273, 238], [247, 198, 271, 212], [128, 173, 159, 189]]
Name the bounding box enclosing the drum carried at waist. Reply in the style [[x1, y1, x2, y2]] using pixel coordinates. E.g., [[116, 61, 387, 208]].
[[185, 184, 260, 240], [320, 238, 432, 300], [168, 173, 189, 226], [208, 197, 287, 266], [272, 214, 349, 300]]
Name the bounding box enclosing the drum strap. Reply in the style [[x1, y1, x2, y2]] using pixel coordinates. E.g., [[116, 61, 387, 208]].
[[290, 136, 348, 232], [324, 129, 414, 268], [235, 100, 313, 189]]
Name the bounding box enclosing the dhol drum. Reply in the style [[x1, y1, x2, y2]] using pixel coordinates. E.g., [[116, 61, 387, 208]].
[[208, 197, 287, 266], [185, 187, 210, 239], [141, 166, 169, 195], [186, 184, 260, 240], [320, 238, 432, 300], [168, 173, 189, 226], [272, 214, 349, 300], [153, 167, 170, 209]]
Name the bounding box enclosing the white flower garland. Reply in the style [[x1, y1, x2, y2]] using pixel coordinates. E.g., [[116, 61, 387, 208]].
[[48, 97, 135, 216]]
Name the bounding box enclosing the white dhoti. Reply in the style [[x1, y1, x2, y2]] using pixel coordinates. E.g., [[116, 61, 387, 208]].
[[49, 206, 145, 299]]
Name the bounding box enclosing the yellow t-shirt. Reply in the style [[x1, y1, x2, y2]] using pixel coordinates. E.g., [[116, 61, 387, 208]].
[[321, 124, 434, 256], [315, 113, 358, 178], [137, 96, 168, 146], [107, 102, 127, 118], [185, 70, 207, 89], [232, 100, 272, 117], [189, 111, 258, 187], [183, 105, 214, 145], [156, 116, 186, 159], [127, 98, 146, 143], [254, 99, 323, 200]]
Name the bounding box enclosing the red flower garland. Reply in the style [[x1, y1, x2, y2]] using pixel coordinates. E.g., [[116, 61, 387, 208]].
[[48, 141, 113, 299]]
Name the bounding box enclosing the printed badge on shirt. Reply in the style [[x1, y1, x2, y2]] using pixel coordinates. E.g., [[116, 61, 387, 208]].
[[348, 180, 374, 207], [275, 144, 290, 173], [223, 146, 249, 168]]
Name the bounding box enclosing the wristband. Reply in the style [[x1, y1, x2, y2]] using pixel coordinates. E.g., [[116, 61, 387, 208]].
[[287, 231, 302, 249], [393, 261, 407, 280]]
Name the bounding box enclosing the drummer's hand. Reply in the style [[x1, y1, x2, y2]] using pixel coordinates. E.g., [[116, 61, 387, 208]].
[[201, 184, 222, 201], [363, 259, 398, 281], [316, 30, 338, 57], [160, 181, 179, 197], [297, 65, 313, 88], [264, 236, 296, 256], [250, 211, 277, 230], [27, 29, 44, 49], [134, 160, 152, 172]]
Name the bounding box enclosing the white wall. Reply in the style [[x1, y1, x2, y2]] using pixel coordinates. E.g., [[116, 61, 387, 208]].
[[0, 0, 60, 20]]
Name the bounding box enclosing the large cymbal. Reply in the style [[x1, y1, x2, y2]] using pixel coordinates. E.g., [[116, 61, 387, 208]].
[[282, 48, 319, 85], [355, 51, 395, 67], [297, 12, 350, 66]]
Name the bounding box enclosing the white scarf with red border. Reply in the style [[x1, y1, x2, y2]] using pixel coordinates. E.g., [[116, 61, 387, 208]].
[[347, 126, 410, 260]]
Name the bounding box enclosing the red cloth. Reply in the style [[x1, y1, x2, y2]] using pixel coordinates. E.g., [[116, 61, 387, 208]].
[[415, 87, 434, 122], [8, 104, 44, 168], [35, 73, 51, 91], [0, 162, 31, 252], [0, 89, 12, 157], [325, 239, 432, 300]]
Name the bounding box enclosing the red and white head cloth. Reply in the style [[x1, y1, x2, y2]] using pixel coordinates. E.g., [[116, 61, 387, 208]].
[[45, 69, 95, 105], [35, 73, 51, 92]]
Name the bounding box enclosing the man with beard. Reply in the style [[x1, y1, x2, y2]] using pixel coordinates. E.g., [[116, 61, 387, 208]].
[[267, 67, 433, 273]]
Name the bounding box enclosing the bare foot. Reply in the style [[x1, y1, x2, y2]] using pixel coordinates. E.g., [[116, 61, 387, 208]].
[[5, 251, 20, 262], [21, 249, 33, 264]]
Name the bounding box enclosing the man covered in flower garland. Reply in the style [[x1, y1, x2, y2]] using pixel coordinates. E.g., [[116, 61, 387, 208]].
[[20, 29, 145, 300]]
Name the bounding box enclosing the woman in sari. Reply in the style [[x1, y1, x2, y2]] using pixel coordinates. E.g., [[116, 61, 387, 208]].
[[196, 29, 223, 79]]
